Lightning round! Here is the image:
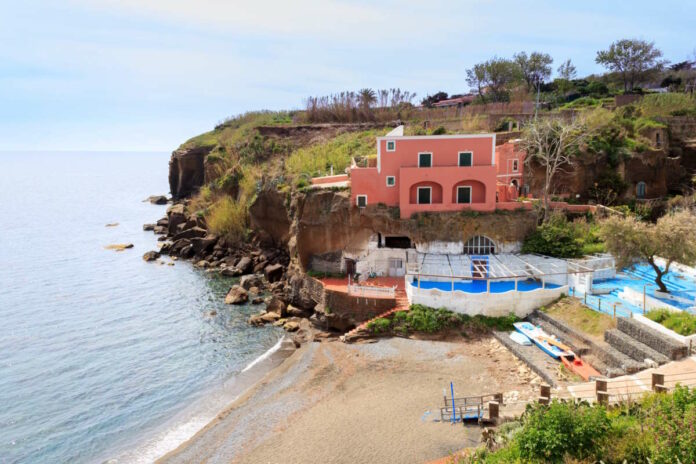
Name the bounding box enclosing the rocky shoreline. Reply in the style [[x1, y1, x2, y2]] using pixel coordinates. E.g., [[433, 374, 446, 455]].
[[143, 196, 344, 347]]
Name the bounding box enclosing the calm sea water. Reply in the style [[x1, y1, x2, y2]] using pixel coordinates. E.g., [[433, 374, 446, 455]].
[[0, 152, 282, 463]]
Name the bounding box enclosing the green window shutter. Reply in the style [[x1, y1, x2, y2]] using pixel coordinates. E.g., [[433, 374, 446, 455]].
[[459, 152, 472, 167]]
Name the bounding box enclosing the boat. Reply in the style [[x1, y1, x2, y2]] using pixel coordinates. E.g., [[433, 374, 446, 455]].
[[509, 331, 532, 346], [560, 354, 601, 381], [513, 322, 572, 359]]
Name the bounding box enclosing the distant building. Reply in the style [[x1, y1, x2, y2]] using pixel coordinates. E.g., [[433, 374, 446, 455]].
[[431, 95, 476, 108]]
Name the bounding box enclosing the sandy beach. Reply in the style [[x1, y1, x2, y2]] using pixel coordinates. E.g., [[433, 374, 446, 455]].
[[159, 335, 540, 464]]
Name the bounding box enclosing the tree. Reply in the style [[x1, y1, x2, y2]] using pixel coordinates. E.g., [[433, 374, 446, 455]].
[[358, 88, 376, 110], [521, 117, 591, 220], [466, 58, 521, 103], [514, 51, 553, 92], [595, 39, 667, 92], [466, 63, 488, 102], [557, 59, 577, 80], [600, 211, 696, 293], [421, 91, 448, 108]]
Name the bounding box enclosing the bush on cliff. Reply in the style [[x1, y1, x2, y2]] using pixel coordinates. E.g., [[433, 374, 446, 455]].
[[206, 197, 247, 243], [521, 213, 584, 258]]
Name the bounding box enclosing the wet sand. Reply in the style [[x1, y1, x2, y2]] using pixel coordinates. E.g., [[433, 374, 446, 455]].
[[159, 336, 539, 464]]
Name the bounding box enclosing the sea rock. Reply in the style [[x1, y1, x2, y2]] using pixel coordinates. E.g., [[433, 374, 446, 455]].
[[105, 222, 119, 227], [156, 217, 169, 227], [240, 274, 263, 290], [142, 251, 160, 261], [249, 311, 281, 326], [283, 321, 300, 332], [153, 225, 167, 235], [173, 226, 207, 241], [167, 204, 187, 235], [221, 267, 242, 277], [248, 286, 260, 295], [225, 285, 248, 304], [253, 260, 267, 273], [286, 304, 310, 318], [191, 235, 217, 255], [251, 297, 264, 304], [169, 145, 211, 199], [235, 256, 253, 275], [170, 238, 191, 255], [143, 223, 155, 231], [146, 195, 168, 205], [265, 297, 287, 317], [194, 260, 210, 268], [264, 263, 284, 283], [104, 243, 134, 252]]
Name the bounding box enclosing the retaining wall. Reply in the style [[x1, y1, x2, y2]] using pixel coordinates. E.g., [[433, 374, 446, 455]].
[[407, 284, 566, 317], [633, 313, 696, 346], [492, 331, 557, 387], [617, 317, 688, 360]]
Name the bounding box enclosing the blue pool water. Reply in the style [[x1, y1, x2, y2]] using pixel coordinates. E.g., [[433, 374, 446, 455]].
[[580, 263, 696, 316], [410, 278, 560, 293]]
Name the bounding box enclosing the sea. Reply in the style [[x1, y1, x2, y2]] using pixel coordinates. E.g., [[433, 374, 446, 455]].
[[0, 151, 283, 463]]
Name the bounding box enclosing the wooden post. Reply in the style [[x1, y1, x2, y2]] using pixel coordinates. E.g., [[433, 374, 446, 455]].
[[643, 285, 647, 315], [487, 279, 490, 294], [494, 393, 504, 405], [613, 303, 616, 319], [539, 384, 551, 404], [596, 379, 607, 395], [584, 292, 587, 304], [488, 401, 499, 421], [598, 299, 601, 312], [418, 274, 421, 289], [597, 391, 609, 406], [652, 373, 665, 392]]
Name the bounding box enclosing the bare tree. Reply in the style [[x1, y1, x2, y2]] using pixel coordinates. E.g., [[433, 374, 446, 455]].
[[520, 117, 591, 220]]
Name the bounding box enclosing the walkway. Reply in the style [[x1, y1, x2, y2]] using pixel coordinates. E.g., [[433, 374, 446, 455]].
[[556, 356, 696, 404]]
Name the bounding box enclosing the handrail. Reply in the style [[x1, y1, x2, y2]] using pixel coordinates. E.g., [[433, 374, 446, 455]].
[[347, 284, 396, 297]]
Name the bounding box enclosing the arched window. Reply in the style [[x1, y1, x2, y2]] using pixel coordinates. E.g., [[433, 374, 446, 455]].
[[636, 181, 647, 199], [463, 235, 496, 255]]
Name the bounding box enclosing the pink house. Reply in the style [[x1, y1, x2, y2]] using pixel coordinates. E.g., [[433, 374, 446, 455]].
[[349, 127, 524, 219]]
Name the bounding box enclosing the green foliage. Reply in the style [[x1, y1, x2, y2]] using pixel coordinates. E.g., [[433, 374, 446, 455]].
[[366, 317, 392, 333], [644, 385, 696, 464], [587, 171, 628, 205], [646, 308, 696, 336], [513, 401, 610, 463], [493, 117, 518, 132], [206, 196, 247, 244], [367, 305, 519, 335], [637, 93, 696, 118], [286, 130, 385, 178], [521, 214, 584, 258], [430, 125, 447, 135]]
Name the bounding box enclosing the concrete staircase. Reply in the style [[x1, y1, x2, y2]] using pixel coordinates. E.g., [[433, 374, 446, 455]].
[[528, 311, 642, 377], [342, 287, 409, 343]]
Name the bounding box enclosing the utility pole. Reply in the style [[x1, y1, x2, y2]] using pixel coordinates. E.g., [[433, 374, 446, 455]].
[[535, 79, 541, 120]]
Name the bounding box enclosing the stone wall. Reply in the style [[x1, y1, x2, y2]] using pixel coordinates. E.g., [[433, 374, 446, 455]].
[[324, 289, 396, 323], [617, 317, 688, 360]]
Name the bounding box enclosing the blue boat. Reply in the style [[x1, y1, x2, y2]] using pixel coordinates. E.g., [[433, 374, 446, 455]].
[[513, 322, 572, 360]]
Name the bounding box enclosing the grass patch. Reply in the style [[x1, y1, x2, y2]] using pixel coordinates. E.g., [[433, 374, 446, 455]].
[[206, 196, 247, 243], [367, 305, 519, 335], [286, 129, 386, 178], [646, 308, 696, 336], [543, 296, 615, 341]]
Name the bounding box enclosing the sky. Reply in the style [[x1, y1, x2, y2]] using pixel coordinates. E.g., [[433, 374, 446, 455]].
[[0, 1, 694, 151]]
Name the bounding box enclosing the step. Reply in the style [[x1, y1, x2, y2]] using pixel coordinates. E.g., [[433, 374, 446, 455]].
[[605, 329, 670, 365], [617, 317, 688, 360], [531, 311, 642, 375]]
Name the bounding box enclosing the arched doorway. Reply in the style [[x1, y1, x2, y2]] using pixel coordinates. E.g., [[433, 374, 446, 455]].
[[463, 235, 496, 255]]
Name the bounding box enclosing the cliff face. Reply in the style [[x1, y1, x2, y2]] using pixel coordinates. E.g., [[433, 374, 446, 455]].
[[250, 188, 538, 269], [168, 145, 212, 199]]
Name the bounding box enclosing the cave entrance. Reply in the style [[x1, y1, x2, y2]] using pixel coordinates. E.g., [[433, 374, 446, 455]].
[[384, 236, 412, 249]]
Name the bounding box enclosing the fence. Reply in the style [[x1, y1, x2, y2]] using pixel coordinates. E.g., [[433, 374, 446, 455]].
[[347, 284, 396, 298]]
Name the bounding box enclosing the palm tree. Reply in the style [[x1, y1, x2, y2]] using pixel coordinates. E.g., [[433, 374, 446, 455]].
[[358, 88, 377, 110]]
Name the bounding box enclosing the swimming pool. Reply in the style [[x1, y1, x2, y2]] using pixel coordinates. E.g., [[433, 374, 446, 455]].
[[581, 263, 696, 315], [410, 278, 561, 294]]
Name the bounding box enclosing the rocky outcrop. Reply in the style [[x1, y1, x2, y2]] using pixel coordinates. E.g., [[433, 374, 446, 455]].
[[168, 145, 212, 199], [249, 187, 291, 246], [225, 285, 248, 304], [142, 251, 160, 261]]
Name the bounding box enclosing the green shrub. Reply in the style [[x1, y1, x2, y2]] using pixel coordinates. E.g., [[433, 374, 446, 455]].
[[644, 385, 696, 464], [367, 317, 392, 333], [521, 214, 584, 258], [638, 93, 696, 118], [646, 308, 696, 336], [430, 125, 447, 135], [515, 401, 610, 463], [206, 196, 247, 243]]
